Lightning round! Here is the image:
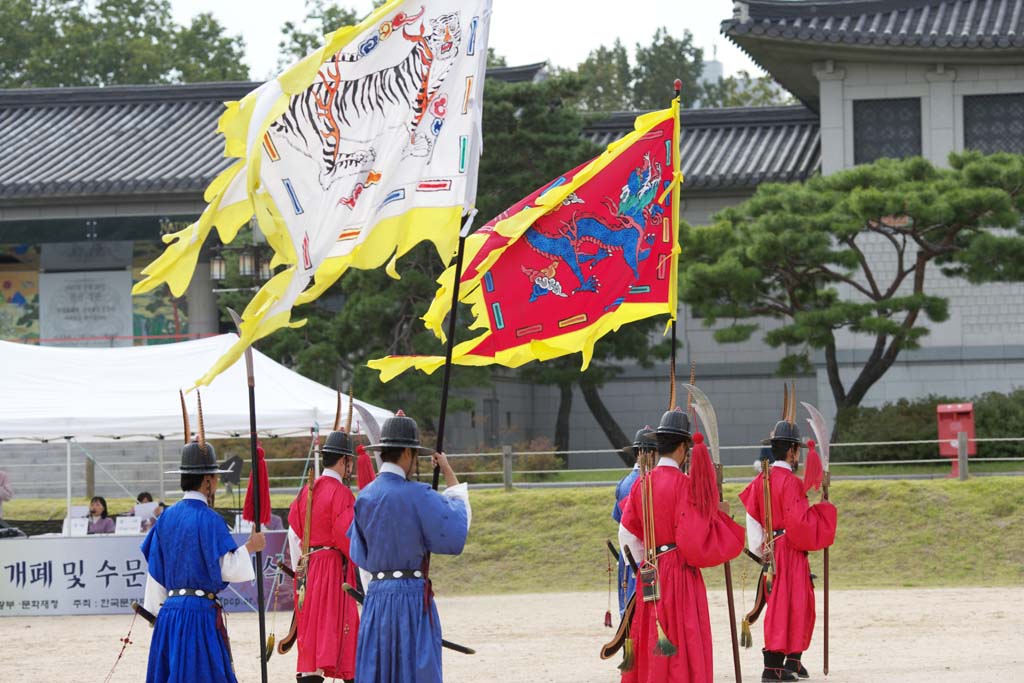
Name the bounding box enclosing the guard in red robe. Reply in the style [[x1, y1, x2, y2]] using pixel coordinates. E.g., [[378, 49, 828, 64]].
[[618, 408, 744, 683], [287, 429, 361, 683], [739, 419, 837, 681]]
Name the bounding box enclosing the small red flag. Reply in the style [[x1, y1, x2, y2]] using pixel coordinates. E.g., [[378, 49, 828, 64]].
[[356, 444, 376, 490], [803, 439, 824, 494], [243, 444, 272, 525]]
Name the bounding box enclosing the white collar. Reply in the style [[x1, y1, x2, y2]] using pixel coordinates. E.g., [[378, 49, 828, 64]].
[[380, 462, 407, 479], [321, 468, 343, 483], [771, 461, 793, 472], [182, 490, 209, 506], [656, 456, 680, 469], [632, 463, 640, 470]]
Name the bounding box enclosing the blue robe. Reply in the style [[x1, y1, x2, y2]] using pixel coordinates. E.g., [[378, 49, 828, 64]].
[[141, 499, 240, 683], [348, 471, 469, 683], [613, 466, 640, 616]]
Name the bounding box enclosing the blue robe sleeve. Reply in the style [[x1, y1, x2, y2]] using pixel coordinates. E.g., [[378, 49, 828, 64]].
[[416, 486, 468, 556], [612, 483, 624, 523], [202, 509, 240, 588], [347, 501, 370, 568], [140, 524, 163, 585]]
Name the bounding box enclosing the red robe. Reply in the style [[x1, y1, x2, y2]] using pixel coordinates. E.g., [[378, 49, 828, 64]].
[[620, 465, 744, 683], [738, 464, 837, 654], [288, 475, 360, 679]]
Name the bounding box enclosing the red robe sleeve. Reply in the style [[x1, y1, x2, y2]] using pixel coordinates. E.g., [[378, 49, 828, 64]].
[[287, 490, 304, 545], [738, 474, 763, 521], [332, 486, 356, 557], [781, 477, 837, 552], [675, 486, 745, 569]]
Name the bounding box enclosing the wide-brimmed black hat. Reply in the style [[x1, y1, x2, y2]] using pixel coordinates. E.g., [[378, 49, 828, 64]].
[[656, 407, 691, 438], [322, 430, 355, 457], [366, 411, 434, 453], [167, 441, 231, 475], [622, 426, 657, 455], [765, 419, 803, 445], [167, 390, 231, 474]]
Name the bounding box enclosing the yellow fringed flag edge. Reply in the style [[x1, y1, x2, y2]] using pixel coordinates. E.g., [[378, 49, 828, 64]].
[[131, 0, 473, 387], [368, 98, 683, 382]]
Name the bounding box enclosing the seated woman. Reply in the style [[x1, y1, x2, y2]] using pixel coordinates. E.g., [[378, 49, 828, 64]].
[[87, 496, 115, 534]]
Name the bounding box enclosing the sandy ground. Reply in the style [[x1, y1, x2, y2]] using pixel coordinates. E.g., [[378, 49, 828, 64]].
[[1, 588, 1022, 682]]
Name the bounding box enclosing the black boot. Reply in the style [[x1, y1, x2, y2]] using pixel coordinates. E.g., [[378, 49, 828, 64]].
[[785, 652, 809, 679], [762, 649, 798, 682], [296, 676, 324, 683]]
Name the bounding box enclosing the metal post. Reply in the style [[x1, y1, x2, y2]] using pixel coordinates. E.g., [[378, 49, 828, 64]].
[[65, 438, 72, 537], [158, 439, 166, 501], [957, 431, 969, 481], [85, 457, 95, 499], [502, 445, 513, 492]]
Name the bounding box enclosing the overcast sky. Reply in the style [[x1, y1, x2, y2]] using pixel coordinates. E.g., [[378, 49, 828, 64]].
[[168, 0, 760, 82]]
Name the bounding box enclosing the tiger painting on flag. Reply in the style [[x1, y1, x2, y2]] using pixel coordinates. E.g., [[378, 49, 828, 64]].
[[132, 0, 492, 388], [270, 8, 464, 190]]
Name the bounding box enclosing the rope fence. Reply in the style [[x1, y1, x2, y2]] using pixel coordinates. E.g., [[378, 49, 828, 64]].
[[4, 433, 1023, 500]]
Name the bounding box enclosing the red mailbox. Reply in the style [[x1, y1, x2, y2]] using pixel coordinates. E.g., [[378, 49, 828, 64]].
[[936, 403, 976, 477]]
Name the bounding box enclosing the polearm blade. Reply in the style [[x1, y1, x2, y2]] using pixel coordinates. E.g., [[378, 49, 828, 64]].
[[681, 382, 741, 682], [800, 400, 830, 675], [353, 403, 383, 470], [227, 308, 269, 683]]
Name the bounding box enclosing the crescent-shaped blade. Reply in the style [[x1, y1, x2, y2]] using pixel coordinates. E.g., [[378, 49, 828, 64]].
[[681, 383, 719, 465], [800, 401, 830, 472], [352, 403, 383, 469]]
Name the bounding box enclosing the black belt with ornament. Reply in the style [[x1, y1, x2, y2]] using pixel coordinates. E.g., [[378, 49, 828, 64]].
[[371, 569, 425, 581], [167, 588, 219, 601]]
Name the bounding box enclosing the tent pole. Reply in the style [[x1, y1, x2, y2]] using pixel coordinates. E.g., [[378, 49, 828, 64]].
[[65, 438, 72, 537], [158, 439, 166, 501]]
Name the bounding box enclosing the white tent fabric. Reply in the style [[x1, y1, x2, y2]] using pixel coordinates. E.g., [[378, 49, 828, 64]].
[[0, 335, 392, 442]]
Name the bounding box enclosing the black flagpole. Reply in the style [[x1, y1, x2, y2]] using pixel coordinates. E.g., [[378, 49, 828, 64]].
[[433, 217, 472, 483], [228, 309, 269, 682]]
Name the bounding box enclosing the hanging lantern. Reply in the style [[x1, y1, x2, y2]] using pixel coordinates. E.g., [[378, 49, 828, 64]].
[[209, 255, 226, 281], [238, 250, 255, 277]]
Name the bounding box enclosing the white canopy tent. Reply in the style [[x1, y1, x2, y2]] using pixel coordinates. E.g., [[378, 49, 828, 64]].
[[0, 334, 391, 442], [0, 335, 393, 527]]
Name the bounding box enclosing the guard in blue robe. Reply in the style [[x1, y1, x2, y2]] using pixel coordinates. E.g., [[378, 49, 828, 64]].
[[141, 394, 265, 683], [348, 412, 470, 683], [612, 427, 655, 616]]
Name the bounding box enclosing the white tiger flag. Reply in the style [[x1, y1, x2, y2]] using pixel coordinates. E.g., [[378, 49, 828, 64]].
[[133, 0, 493, 386]]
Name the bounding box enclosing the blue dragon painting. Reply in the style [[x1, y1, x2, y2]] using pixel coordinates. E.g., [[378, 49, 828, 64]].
[[523, 153, 663, 302]]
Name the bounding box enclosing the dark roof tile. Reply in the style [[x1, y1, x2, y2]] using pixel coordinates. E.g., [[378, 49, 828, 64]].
[[584, 106, 821, 191], [725, 0, 1024, 48]]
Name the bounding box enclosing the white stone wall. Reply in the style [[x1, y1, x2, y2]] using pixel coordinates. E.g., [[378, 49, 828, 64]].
[[812, 59, 1024, 425]]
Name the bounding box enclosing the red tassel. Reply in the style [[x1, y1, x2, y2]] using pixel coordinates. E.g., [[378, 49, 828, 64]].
[[604, 610, 613, 628], [803, 439, 823, 493], [243, 445, 271, 525], [356, 444, 377, 490], [689, 433, 717, 517]]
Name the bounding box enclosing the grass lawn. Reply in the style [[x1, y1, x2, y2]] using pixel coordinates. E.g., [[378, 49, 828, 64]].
[[8, 478, 1023, 595]]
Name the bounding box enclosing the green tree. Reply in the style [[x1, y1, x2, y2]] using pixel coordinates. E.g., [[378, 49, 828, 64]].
[[573, 28, 704, 112], [576, 39, 633, 111], [0, 0, 248, 87], [679, 153, 1024, 431], [699, 70, 793, 108], [631, 27, 704, 110]]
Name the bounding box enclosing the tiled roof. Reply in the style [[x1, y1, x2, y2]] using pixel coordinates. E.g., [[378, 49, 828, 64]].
[[484, 61, 547, 83], [0, 82, 251, 201], [725, 0, 1024, 48], [0, 65, 550, 203], [584, 106, 821, 190]]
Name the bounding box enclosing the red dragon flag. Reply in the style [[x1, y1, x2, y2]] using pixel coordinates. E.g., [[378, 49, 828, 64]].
[[132, 0, 493, 387], [369, 100, 682, 380]]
